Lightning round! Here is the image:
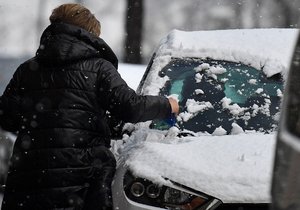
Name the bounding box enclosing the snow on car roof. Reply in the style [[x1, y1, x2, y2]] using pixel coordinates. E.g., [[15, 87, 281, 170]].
[[141, 29, 298, 96], [156, 29, 298, 78]]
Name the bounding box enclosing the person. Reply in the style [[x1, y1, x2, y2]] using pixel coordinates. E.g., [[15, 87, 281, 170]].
[[0, 3, 179, 210]]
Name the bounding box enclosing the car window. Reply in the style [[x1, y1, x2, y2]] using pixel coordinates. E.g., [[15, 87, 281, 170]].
[[151, 58, 283, 134]]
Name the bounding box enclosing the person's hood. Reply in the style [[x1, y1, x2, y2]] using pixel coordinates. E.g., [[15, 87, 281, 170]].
[[36, 22, 118, 69], [118, 128, 276, 203]]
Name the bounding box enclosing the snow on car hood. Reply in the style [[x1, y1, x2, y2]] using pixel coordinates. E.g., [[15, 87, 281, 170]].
[[117, 127, 276, 203], [141, 29, 298, 95]]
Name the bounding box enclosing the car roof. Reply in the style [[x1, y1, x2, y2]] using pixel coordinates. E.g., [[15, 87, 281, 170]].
[[140, 29, 299, 96], [155, 29, 299, 78]]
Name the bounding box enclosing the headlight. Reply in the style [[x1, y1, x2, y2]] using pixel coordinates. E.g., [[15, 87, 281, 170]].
[[147, 183, 161, 198], [124, 171, 221, 210], [130, 182, 145, 197]]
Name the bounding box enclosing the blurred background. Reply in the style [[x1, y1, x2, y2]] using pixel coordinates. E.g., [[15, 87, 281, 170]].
[[1, 0, 300, 92], [0, 0, 300, 205], [1, 0, 300, 65]]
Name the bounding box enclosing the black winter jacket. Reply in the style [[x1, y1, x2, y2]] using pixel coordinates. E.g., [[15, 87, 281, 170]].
[[0, 23, 171, 210]]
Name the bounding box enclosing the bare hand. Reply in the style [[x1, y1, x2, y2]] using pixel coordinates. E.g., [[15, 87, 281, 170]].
[[168, 98, 179, 115]]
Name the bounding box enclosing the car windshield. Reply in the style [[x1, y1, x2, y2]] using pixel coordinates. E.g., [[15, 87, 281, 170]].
[[150, 58, 283, 134]]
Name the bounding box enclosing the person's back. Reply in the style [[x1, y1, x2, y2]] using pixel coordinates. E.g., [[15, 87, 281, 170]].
[[0, 4, 178, 210]]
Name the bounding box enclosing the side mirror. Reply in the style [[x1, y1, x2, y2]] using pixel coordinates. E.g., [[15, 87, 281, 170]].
[[272, 31, 300, 209]]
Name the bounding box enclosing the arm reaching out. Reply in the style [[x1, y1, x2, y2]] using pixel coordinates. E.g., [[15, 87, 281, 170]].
[[97, 60, 172, 123]]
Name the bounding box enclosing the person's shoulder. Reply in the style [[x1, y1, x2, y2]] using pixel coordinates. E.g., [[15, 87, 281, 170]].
[[11, 57, 38, 77], [92, 57, 118, 72]]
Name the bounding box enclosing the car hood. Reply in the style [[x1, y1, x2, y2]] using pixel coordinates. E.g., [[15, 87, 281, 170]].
[[116, 127, 276, 203]]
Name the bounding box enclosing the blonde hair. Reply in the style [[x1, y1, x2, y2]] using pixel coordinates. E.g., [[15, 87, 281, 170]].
[[49, 3, 101, 36]]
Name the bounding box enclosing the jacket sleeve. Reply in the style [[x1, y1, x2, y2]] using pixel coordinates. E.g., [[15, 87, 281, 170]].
[[97, 60, 171, 123], [0, 67, 22, 132]]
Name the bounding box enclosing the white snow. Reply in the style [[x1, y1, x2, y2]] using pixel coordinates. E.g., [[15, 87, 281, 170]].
[[195, 73, 203, 83], [255, 88, 264, 94], [113, 29, 298, 204], [212, 126, 227, 136], [158, 29, 298, 78], [118, 128, 276, 203], [277, 89, 283, 97], [221, 97, 246, 116], [231, 123, 245, 135], [207, 65, 227, 75], [194, 63, 210, 72], [141, 29, 298, 96], [186, 99, 213, 113], [195, 89, 204, 95], [248, 79, 257, 85], [177, 99, 213, 122], [178, 112, 194, 122]]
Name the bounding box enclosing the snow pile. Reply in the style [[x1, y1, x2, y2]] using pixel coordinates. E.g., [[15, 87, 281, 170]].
[[205, 65, 227, 81], [141, 29, 298, 95], [221, 97, 246, 116], [159, 29, 298, 77], [119, 128, 276, 203], [186, 99, 213, 113], [231, 123, 244, 135], [178, 99, 213, 122], [212, 126, 227, 136], [195, 73, 203, 83], [194, 63, 210, 72]]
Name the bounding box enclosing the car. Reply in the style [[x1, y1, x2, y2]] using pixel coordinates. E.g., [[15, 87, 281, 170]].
[[111, 29, 299, 210], [272, 31, 300, 209]]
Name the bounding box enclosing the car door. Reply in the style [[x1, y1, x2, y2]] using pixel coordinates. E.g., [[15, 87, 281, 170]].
[[272, 32, 300, 210]]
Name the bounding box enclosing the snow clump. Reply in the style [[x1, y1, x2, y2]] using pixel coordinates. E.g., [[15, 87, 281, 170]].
[[231, 123, 244, 135], [195, 89, 204, 95], [186, 99, 213, 113], [248, 79, 257, 85], [194, 63, 210, 72], [221, 97, 246, 116], [212, 126, 227, 136], [255, 88, 264, 94], [177, 99, 213, 122], [195, 73, 203, 83]]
